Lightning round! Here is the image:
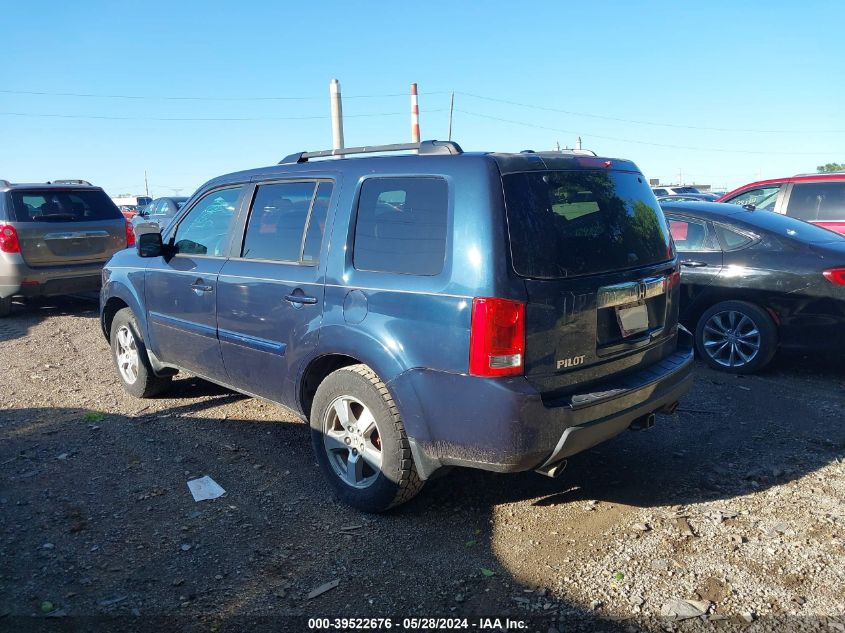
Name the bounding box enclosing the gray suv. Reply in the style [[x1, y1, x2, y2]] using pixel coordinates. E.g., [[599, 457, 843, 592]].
[[0, 180, 131, 316]]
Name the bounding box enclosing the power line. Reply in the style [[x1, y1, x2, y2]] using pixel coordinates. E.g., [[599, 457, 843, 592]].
[[0, 88, 449, 101], [456, 91, 845, 135], [0, 109, 444, 122], [455, 109, 832, 156]]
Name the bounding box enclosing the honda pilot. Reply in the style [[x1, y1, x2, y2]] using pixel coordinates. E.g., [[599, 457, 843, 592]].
[[100, 141, 694, 512]]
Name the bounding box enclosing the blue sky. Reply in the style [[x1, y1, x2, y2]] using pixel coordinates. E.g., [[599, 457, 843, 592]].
[[2, 1, 842, 197]]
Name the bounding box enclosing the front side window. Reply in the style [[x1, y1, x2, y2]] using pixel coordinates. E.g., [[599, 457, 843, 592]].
[[726, 186, 780, 210], [786, 182, 845, 221], [666, 216, 717, 252], [353, 177, 448, 275], [241, 182, 316, 262], [173, 187, 242, 256], [504, 170, 671, 278]]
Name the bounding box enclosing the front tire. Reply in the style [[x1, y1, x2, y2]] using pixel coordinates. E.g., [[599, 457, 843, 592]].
[[310, 364, 424, 512], [110, 308, 172, 398], [695, 300, 777, 374]]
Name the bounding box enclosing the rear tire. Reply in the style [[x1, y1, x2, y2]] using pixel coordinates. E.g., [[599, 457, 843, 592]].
[[310, 364, 424, 512], [695, 300, 777, 374], [0, 296, 11, 318], [110, 308, 172, 398]]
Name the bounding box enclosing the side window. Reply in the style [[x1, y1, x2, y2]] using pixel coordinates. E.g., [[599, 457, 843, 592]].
[[302, 182, 333, 264], [786, 182, 845, 221], [714, 224, 754, 251], [727, 186, 780, 210], [173, 187, 242, 256], [241, 182, 316, 262], [666, 216, 717, 252], [353, 177, 448, 275], [653, 189, 667, 196]]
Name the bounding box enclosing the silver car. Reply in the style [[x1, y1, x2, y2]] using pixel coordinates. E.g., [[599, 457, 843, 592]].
[[0, 180, 130, 317]]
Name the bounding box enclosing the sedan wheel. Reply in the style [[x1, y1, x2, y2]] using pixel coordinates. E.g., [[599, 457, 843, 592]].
[[701, 310, 761, 369], [694, 300, 777, 374]]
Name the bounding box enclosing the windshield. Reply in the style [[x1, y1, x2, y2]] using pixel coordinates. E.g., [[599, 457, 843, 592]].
[[674, 186, 700, 194], [10, 189, 123, 222], [503, 170, 672, 278]]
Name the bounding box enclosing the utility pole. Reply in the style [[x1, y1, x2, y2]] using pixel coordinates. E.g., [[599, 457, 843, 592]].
[[144, 170, 150, 197], [448, 91, 454, 141], [410, 83, 420, 143], [678, 168, 683, 185], [576, 136, 582, 151], [329, 79, 345, 153]]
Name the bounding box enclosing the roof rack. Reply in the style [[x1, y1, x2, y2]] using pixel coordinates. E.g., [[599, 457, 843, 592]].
[[793, 171, 845, 177], [0, 179, 11, 188], [279, 139, 463, 165], [49, 179, 93, 185]]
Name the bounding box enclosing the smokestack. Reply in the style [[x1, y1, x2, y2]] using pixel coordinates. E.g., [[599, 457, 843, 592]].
[[329, 79, 345, 153], [410, 83, 420, 143]]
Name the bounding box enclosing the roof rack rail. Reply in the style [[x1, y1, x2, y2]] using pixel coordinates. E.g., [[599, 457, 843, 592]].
[[49, 179, 93, 185], [0, 179, 11, 188], [279, 139, 463, 164], [793, 171, 845, 177]]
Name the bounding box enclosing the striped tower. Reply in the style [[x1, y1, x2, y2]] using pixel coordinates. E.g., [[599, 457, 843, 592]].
[[410, 83, 420, 143]]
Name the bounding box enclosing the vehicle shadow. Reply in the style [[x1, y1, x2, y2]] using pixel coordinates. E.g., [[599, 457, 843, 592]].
[[0, 294, 99, 344]]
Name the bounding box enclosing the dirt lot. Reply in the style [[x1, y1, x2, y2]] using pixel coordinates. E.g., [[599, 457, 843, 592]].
[[1, 296, 843, 633]]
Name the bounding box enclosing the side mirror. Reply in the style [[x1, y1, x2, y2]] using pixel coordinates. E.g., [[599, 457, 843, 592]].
[[137, 231, 164, 257]]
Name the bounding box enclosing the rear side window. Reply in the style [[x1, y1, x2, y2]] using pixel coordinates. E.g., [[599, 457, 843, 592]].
[[715, 224, 754, 250], [353, 177, 448, 275], [726, 186, 780, 210], [667, 217, 718, 252], [503, 170, 672, 279], [9, 189, 122, 222], [241, 182, 316, 262], [786, 182, 845, 221]]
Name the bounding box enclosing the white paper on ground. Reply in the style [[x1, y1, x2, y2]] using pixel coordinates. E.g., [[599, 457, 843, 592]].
[[187, 475, 226, 502]]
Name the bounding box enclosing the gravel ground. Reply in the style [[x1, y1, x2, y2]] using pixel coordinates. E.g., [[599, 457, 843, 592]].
[[1, 296, 843, 633]]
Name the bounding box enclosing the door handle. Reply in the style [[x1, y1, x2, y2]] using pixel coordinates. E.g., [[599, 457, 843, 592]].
[[680, 260, 708, 268], [284, 294, 318, 305], [190, 280, 213, 292]]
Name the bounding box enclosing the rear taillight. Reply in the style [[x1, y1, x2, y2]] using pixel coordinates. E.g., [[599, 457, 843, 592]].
[[125, 220, 135, 248], [0, 224, 20, 253], [823, 268, 845, 285], [469, 297, 525, 377], [668, 269, 681, 287]]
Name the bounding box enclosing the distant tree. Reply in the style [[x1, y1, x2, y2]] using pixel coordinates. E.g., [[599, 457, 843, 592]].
[[817, 162, 845, 173]]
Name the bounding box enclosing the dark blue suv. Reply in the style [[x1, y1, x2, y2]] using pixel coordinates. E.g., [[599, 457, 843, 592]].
[[100, 141, 694, 512]]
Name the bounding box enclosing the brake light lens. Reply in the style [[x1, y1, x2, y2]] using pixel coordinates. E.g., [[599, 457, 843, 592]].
[[0, 224, 20, 253], [823, 268, 845, 285], [125, 220, 135, 248], [469, 297, 525, 377]]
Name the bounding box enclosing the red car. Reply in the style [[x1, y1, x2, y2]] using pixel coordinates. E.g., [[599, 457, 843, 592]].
[[717, 173, 845, 235]]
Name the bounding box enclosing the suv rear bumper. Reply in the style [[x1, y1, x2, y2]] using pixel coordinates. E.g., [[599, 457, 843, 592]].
[[0, 254, 104, 298], [393, 328, 694, 479]]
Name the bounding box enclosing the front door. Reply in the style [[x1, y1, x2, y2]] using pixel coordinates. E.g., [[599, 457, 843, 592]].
[[145, 186, 245, 382], [217, 180, 333, 403]]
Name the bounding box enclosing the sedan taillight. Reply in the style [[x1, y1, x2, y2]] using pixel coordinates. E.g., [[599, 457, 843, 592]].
[[823, 268, 845, 285], [0, 224, 20, 253]]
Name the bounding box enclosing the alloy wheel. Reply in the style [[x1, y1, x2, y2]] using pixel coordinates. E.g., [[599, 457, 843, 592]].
[[322, 395, 383, 489], [701, 310, 761, 369], [115, 325, 140, 384]]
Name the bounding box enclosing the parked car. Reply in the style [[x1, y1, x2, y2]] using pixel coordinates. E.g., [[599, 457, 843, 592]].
[[112, 195, 153, 220], [660, 200, 845, 373], [657, 193, 719, 202], [132, 196, 189, 231], [652, 185, 701, 196], [100, 141, 694, 512], [0, 179, 134, 317], [717, 173, 845, 235]]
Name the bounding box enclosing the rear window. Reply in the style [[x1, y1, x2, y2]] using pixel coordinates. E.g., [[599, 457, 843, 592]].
[[10, 189, 122, 223], [503, 170, 672, 279]]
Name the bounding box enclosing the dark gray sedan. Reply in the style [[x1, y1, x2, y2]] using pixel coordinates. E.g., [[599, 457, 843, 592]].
[[661, 201, 845, 373]]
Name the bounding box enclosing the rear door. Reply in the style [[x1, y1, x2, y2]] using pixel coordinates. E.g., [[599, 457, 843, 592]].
[[8, 188, 126, 266], [144, 185, 245, 382], [664, 213, 724, 319], [216, 180, 332, 402], [502, 168, 680, 397]]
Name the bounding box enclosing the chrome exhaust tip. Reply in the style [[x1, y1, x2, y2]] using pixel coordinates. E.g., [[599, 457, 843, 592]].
[[630, 412, 656, 431], [535, 459, 568, 478]]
